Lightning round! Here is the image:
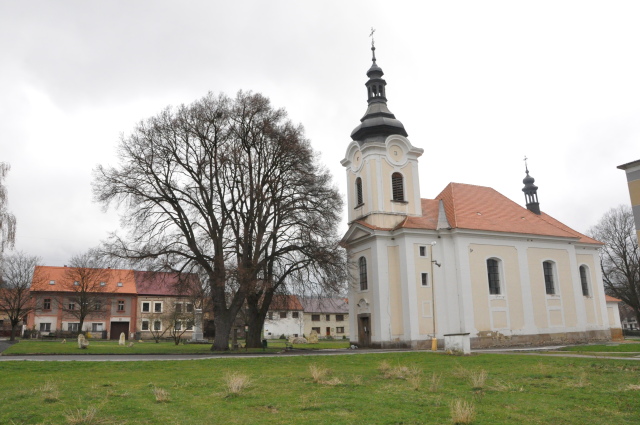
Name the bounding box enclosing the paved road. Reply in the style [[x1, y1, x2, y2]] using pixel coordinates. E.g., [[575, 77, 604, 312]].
[[1, 345, 639, 362]]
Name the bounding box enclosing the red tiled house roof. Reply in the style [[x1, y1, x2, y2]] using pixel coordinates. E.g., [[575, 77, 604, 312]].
[[31, 266, 137, 294]]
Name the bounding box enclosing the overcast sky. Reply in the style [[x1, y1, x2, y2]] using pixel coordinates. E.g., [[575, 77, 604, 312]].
[[1, 1, 639, 266]]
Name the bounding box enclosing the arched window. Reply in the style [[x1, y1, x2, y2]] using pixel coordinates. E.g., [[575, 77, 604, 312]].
[[359, 257, 368, 291], [487, 258, 501, 295], [579, 265, 590, 296], [355, 177, 363, 206], [543, 261, 556, 295], [391, 172, 404, 201]]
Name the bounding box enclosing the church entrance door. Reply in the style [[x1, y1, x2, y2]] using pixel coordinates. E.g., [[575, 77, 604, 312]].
[[357, 314, 371, 347]]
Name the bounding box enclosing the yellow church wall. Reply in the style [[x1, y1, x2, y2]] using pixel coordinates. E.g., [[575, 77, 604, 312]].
[[527, 248, 579, 329], [387, 246, 404, 337], [577, 254, 603, 326], [468, 244, 524, 332], [413, 244, 434, 336]]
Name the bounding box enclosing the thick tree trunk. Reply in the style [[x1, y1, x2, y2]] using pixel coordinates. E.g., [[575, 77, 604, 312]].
[[245, 291, 273, 348], [10, 320, 19, 341], [211, 315, 233, 351]]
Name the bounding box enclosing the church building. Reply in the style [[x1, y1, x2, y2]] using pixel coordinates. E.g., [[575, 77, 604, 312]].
[[342, 44, 613, 348]]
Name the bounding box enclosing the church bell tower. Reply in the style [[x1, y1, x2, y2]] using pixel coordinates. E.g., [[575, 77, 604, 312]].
[[341, 39, 424, 229]]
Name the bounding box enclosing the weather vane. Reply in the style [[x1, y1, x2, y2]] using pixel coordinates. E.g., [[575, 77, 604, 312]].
[[524, 155, 529, 173], [370, 27, 376, 47]]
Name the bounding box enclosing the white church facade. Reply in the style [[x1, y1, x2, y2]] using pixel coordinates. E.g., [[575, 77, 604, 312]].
[[342, 44, 613, 349]]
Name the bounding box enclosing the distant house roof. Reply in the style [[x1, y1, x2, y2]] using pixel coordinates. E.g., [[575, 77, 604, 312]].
[[134, 271, 199, 296], [269, 294, 303, 311], [300, 297, 348, 314], [353, 183, 600, 245], [606, 295, 622, 303], [31, 266, 137, 294]]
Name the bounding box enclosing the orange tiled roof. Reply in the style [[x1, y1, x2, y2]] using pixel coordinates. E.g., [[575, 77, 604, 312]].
[[426, 183, 600, 244], [31, 266, 137, 294], [606, 295, 622, 303], [269, 294, 303, 311], [352, 182, 600, 244]]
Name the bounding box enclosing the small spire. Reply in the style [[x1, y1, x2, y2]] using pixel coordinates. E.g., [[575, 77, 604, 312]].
[[370, 27, 377, 63], [522, 157, 540, 215]]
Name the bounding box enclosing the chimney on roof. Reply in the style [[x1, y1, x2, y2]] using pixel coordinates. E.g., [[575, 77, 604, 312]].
[[64, 265, 67, 267]]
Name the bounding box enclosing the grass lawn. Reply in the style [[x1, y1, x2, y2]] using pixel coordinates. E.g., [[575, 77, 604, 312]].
[[1, 352, 639, 424], [560, 342, 640, 353], [2, 339, 350, 355]]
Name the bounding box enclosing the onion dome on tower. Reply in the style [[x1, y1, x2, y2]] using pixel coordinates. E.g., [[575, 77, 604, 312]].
[[350, 41, 408, 143], [522, 160, 541, 215]]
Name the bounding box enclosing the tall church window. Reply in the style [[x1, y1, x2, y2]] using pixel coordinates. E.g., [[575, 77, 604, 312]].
[[359, 256, 368, 291], [356, 177, 363, 206], [391, 173, 404, 201], [579, 265, 590, 296], [487, 259, 501, 295], [543, 261, 556, 295]]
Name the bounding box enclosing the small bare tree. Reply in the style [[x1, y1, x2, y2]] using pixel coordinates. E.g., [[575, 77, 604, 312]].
[[166, 301, 195, 345], [60, 251, 113, 334], [589, 205, 640, 325], [0, 163, 16, 255], [0, 252, 43, 340]]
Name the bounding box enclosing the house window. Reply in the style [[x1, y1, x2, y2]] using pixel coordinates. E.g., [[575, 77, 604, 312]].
[[359, 256, 368, 291], [579, 265, 590, 296], [419, 246, 426, 257], [68, 323, 79, 332], [118, 300, 125, 312], [175, 322, 182, 331], [154, 302, 162, 313], [487, 259, 501, 295], [175, 303, 183, 313], [39, 323, 51, 332], [336, 327, 345, 334], [280, 311, 287, 319], [186, 303, 194, 313], [43, 298, 51, 310], [543, 261, 556, 295], [292, 312, 299, 319], [73, 281, 79, 286], [391, 172, 404, 201], [92, 323, 103, 332], [268, 312, 273, 320], [94, 300, 102, 311], [153, 320, 162, 331], [141, 320, 150, 331], [117, 282, 123, 287], [49, 280, 55, 285], [68, 302, 76, 310], [142, 302, 150, 312], [186, 322, 193, 331], [336, 314, 344, 322], [100, 282, 106, 287], [421, 272, 429, 287], [325, 314, 331, 321], [312, 314, 320, 321], [355, 177, 363, 206], [312, 327, 321, 334]]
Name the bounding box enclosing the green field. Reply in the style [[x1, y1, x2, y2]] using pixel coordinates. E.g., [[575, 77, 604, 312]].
[[1, 351, 639, 424], [560, 342, 640, 353], [2, 339, 351, 355]]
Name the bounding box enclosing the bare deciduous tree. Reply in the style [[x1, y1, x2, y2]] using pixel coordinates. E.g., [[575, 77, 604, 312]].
[[60, 251, 114, 334], [0, 252, 43, 340], [589, 205, 640, 325], [93, 91, 344, 350], [0, 163, 17, 255]]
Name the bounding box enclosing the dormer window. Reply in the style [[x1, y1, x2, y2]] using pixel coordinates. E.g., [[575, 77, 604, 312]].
[[49, 280, 55, 285], [100, 282, 106, 287], [355, 177, 363, 206], [392, 172, 404, 202], [117, 282, 123, 287], [73, 281, 79, 286]]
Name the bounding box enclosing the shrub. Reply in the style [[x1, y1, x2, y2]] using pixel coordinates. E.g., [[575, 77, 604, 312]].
[[152, 387, 170, 403], [279, 334, 286, 340], [309, 364, 330, 383], [224, 372, 251, 396], [450, 399, 475, 424]]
